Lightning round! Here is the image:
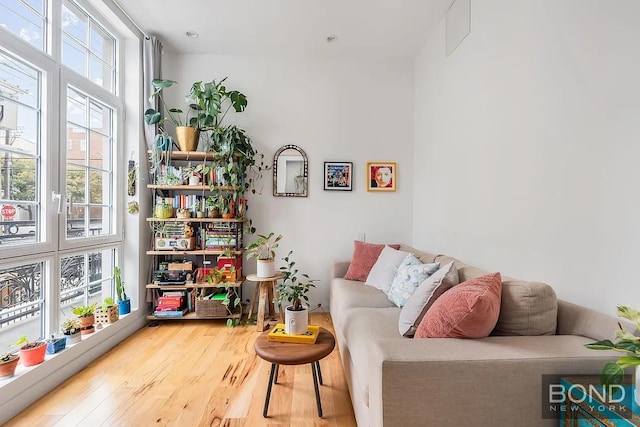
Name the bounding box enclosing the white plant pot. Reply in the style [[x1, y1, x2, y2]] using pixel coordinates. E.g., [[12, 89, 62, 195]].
[[64, 331, 81, 345], [285, 306, 309, 335], [188, 176, 200, 186], [256, 259, 275, 278]]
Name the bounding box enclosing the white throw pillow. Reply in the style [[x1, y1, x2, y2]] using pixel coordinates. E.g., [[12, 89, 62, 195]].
[[387, 256, 440, 307], [365, 246, 411, 293], [398, 261, 459, 337]]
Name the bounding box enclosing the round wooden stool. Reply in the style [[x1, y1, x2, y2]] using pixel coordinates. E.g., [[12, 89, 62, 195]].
[[254, 326, 336, 417]]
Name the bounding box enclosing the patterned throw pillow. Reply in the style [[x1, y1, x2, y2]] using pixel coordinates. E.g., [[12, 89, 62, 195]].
[[387, 256, 440, 307], [343, 241, 401, 282], [415, 272, 502, 339]]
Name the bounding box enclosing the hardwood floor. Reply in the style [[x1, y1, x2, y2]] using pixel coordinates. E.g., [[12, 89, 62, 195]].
[[5, 313, 356, 427]]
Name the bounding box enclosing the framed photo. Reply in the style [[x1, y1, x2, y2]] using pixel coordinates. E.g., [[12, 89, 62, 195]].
[[324, 162, 353, 191], [367, 162, 396, 192]]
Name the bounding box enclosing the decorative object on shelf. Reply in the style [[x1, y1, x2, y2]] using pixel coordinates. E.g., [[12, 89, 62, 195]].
[[60, 318, 82, 345], [324, 161, 353, 191], [277, 250, 317, 335], [183, 163, 204, 185], [176, 208, 191, 219], [0, 341, 20, 379], [273, 145, 308, 197], [45, 335, 66, 354], [367, 161, 397, 192], [585, 304, 640, 408], [72, 302, 98, 335], [246, 232, 283, 278], [14, 335, 47, 367], [127, 201, 139, 214], [154, 203, 174, 219], [95, 297, 119, 324]]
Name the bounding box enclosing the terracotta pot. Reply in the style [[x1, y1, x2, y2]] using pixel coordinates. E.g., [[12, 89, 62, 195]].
[[0, 355, 19, 379], [80, 314, 95, 335], [175, 126, 200, 151], [19, 341, 46, 367]]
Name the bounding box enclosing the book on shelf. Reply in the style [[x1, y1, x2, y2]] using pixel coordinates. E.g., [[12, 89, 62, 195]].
[[153, 308, 189, 317], [267, 324, 320, 344]]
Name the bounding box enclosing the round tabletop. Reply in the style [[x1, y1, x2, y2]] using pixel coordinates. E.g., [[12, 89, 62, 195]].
[[254, 327, 336, 365], [246, 273, 284, 282]]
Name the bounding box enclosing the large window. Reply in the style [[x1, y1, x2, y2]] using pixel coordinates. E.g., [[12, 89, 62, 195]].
[[0, 0, 124, 344]]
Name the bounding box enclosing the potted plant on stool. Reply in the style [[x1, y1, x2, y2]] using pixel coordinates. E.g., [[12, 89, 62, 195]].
[[114, 266, 131, 315], [61, 318, 82, 345], [246, 232, 282, 278], [276, 251, 317, 335]]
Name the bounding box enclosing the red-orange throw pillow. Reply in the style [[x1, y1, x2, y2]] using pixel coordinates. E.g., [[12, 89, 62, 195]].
[[343, 241, 400, 282], [415, 272, 502, 338]]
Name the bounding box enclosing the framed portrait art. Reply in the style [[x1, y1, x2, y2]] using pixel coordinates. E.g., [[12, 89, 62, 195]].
[[367, 162, 396, 192], [324, 162, 353, 191]]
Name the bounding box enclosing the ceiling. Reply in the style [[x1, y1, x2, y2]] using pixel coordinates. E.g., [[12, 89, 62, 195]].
[[114, 0, 454, 60]]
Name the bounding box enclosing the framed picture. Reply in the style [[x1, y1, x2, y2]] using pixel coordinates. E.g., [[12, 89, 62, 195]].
[[324, 162, 353, 191], [367, 162, 396, 192]]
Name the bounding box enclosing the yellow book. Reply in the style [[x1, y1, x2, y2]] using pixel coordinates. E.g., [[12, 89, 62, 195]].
[[267, 324, 320, 344]]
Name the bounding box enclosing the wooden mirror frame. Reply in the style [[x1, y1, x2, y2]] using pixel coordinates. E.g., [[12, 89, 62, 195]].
[[273, 145, 308, 197]]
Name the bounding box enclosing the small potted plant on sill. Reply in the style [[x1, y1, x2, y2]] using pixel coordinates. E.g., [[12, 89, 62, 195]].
[[95, 297, 119, 324], [115, 266, 131, 315], [14, 335, 47, 367], [45, 334, 66, 355], [246, 232, 282, 278], [0, 344, 20, 379], [276, 251, 317, 335], [61, 317, 82, 345], [72, 302, 98, 335]]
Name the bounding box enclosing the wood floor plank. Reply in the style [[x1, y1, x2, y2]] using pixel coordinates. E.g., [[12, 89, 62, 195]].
[[4, 313, 356, 427]]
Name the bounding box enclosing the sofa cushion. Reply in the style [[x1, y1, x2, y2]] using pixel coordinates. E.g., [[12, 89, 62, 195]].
[[365, 246, 411, 293], [387, 256, 440, 307], [398, 261, 459, 337], [343, 241, 400, 281], [491, 280, 557, 336], [330, 278, 396, 328], [415, 272, 502, 339]]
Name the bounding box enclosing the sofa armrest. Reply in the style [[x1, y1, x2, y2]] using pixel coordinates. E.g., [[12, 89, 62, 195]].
[[331, 260, 349, 280], [556, 299, 634, 341], [366, 335, 617, 427]]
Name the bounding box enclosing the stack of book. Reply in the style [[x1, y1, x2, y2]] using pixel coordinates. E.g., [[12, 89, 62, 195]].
[[154, 292, 188, 317], [267, 324, 320, 344]]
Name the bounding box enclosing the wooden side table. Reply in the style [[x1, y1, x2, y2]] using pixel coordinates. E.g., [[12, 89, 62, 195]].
[[254, 327, 336, 418], [246, 273, 284, 331]]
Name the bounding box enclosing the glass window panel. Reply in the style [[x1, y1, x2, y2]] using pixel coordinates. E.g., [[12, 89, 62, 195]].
[[66, 205, 86, 238], [61, 2, 87, 44], [88, 133, 109, 169], [62, 34, 87, 77], [0, 261, 44, 348], [0, 51, 39, 109], [88, 100, 107, 134], [0, 151, 37, 201], [67, 88, 86, 127], [66, 165, 85, 203], [0, 102, 39, 157], [88, 204, 108, 236], [59, 250, 113, 316], [0, 0, 45, 51], [89, 24, 112, 65], [88, 169, 108, 204], [67, 126, 88, 165], [88, 56, 112, 92], [23, 0, 44, 14]]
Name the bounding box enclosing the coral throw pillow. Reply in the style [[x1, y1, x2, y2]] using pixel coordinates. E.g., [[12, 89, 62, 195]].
[[415, 272, 502, 339], [343, 241, 400, 282]]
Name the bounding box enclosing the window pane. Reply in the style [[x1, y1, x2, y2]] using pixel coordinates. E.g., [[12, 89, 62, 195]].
[[67, 126, 88, 165], [67, 88, 87, 127], [0, 261, 44, 349], [66, 165, 85, 203], [62, 34, 87, 77], [88, 133, 110, 169], [60, 249, 113, 315], [61, 2, 87, 44], [0, 0, 46, 51]]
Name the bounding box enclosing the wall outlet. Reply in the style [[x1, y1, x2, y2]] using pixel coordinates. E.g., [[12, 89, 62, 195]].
[[357, 232, 366, 242]]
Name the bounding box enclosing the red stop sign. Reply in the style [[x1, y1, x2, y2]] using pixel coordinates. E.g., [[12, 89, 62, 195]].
[[1, 205, 16, 218]]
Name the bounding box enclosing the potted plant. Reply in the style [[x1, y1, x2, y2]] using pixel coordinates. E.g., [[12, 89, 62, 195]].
[[14, 335, 47, 367], [114, 266, 131, 315], [0, 343, 20, 379], [205, 193, 223, 218], [221, 193, 235, 219], [154, 202, 174, 218], [45, 335, 66, 355], [276, 251, 317, 335], [145, 79, 200, 151], [60, 317, 82, 345], [95, 297, 119, 324], [585, 304, 640, 408], [246, 232, 283, 278], [72, 302, 98, 335], [183, 163, 204, 186]]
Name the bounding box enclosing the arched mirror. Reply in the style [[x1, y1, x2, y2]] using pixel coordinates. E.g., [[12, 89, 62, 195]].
[[273, 145, 308, 197]]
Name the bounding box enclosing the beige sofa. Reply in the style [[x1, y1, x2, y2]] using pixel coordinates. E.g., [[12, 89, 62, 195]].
[[329, 244, 623, 427]]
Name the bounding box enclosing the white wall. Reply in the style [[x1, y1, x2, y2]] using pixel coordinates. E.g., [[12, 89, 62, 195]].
[[413, 0, 640, 315], [164, 54, 415, 307]]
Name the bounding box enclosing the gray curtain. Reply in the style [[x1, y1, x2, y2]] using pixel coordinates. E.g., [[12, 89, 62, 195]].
[[143, 36, 162, 149]]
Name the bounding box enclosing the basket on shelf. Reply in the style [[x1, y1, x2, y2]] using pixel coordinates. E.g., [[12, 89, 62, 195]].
[[195, 294, 229, 318]]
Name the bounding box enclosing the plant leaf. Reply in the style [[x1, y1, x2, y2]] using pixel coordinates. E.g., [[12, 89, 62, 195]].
[[584, 340, 615, 350]]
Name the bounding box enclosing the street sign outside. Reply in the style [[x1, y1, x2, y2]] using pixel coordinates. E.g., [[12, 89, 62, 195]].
[[1, 205, 16, 218]]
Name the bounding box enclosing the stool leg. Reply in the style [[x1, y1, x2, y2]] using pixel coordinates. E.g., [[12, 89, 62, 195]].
[[263, 363, 277, 417], [274, 364, 279, 384], [315, 361, 324, 385], [311, 362, 323, 417]]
